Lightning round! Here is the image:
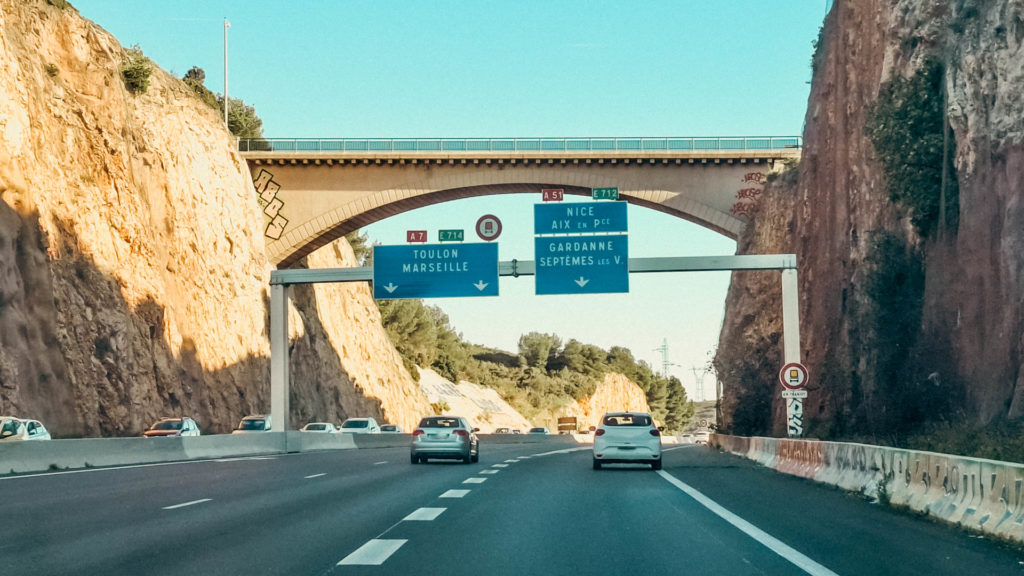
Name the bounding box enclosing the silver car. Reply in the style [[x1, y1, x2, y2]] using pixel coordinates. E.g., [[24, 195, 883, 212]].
[[410, 416, 479, 464]]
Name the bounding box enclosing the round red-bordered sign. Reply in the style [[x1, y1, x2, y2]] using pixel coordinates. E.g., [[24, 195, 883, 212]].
[[779, 362, 809, 390], [476, 214, 502, 241]]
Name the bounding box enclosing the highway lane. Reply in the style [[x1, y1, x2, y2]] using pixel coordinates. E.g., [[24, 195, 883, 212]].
[[2, 440, 1023, 575]]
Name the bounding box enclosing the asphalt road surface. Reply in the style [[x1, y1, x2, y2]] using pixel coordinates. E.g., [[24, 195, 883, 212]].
[[2, 440, 1022, 575]]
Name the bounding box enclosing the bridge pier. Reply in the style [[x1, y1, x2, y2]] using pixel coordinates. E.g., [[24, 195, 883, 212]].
[[270, 284, 290, 444]]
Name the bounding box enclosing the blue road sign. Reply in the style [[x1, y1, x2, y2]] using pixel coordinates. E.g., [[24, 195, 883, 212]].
[[534, 202, 627, 234], [373, 242, 498, 299], [535, 235, 629, 295]]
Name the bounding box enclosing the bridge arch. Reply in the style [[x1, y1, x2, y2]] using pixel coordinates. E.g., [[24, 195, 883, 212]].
[[243, 137, 799, 267]]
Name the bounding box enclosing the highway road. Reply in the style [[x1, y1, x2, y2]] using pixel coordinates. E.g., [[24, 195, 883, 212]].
[[2, 439, 1021, 575]]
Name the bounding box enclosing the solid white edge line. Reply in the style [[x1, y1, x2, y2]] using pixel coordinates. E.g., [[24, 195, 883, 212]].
[[162, 498, 212, 510], [304, 473, 327, 479], [337, 539, 407, 565], [402, 507, 446, 521], [656, 471, 839, 576]]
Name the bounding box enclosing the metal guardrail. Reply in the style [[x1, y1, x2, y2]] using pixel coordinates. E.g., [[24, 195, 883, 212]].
[[239, 137, 802, 154]]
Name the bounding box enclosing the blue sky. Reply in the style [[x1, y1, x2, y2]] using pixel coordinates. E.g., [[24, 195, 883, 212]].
[[74, 1, 825, 400]]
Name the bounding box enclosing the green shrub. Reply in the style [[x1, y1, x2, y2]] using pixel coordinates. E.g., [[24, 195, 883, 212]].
[[181, 66, 264, 139], [120, 45, 152, 94], [866, 59, 958, 237], [46, 0, 70, 9]]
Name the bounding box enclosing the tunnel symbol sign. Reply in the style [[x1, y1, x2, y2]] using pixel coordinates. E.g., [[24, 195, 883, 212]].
[[779, 362, 808, 389]]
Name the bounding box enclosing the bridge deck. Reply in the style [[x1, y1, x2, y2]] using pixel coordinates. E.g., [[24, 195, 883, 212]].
[[240, 136, 802, 163]]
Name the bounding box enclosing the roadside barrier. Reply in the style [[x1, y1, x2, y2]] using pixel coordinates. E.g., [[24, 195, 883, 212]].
[[0, 432, 578, 476], [713, 434, 1024, 544]]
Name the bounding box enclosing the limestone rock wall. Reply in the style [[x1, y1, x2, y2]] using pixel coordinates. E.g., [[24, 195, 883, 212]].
[[0, 0, 429, 436], [555, 373, 652, 431], [716, 0, 1024, 435]]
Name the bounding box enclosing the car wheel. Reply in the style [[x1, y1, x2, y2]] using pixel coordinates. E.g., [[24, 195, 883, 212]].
[[471, 448, 479, 463], [652, 459, 662, 471], [592, 458, 601, 470], [410, 454, 419, 464], [463, 451, 473, 464]]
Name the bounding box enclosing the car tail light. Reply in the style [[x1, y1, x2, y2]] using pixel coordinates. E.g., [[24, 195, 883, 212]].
[[650, 429, 661, 437], [595, 429, 605, 436], [453, 429, 468, 437], [412, 429, 424, 436]]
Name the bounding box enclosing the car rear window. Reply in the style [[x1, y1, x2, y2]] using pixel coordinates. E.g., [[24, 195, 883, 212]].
[[239, 419, 266, 430], [307, 424, 326, 430], [603, 415, 652, 427], [419, 417, 459, 428], [343, 420, 369, 428], [153, 420, 183, 430], [381, 425, 397, 431]]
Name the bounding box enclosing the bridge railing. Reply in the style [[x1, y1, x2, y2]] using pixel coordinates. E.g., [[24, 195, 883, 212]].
[[238, 137, 802, 154]]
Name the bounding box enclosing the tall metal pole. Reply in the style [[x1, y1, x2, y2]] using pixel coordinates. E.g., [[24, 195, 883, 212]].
[[781, 268, 803, 437], [223, 18, 230, 129]]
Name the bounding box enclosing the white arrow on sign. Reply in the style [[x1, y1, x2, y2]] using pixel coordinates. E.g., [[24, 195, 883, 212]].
[[574, 277, 589, 287], [383, 283, 399, 293], [474, 281, 489, 291]]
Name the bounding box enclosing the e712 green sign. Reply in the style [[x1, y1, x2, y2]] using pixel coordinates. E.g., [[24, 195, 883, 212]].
[[592, 187, 619, 200], [438, 229, 465, 242]]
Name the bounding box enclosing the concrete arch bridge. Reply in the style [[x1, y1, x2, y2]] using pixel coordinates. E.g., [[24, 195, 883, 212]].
[[239, 137, 801, 267]]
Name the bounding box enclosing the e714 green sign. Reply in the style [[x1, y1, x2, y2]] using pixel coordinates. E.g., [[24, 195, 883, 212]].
[[438, 229, 465, 242], [592, 187, 619, 200]]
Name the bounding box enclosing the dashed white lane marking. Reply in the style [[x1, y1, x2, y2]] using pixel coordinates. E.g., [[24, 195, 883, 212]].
[[463, 477, 487, 484], [373, 461, 388, 465], [337, 539, 407, 566], [440, 489, 470, 498], [504, 459, 519, 463], [492, 464, 509, 468], [479, 469, 499, 475], [304, 473, 327, 479], [530, 447, 591, 457], [657, 471, 839, 576], [402, 507, 446, 521], [162, 498, 212, 510]]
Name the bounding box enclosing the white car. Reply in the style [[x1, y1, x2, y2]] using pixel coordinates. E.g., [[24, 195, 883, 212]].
[[380, 424, 403, 433], [339, 417, 380, 434], [0, 417, 51, 441], [300, 422, 337, 433], [232, 414, 272, 434], [694, 431, 711, 445], [592, 412, 662, 470]]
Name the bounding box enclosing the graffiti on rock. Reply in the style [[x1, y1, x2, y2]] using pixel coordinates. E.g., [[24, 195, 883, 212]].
[[730, 173, 767, 219], [253, 168, 289, 240]]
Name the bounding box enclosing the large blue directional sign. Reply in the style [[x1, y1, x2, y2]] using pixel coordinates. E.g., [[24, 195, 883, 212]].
[[535, 235, 629, 295], [534, 201, 627, 234], [373, 242, 498, 299]]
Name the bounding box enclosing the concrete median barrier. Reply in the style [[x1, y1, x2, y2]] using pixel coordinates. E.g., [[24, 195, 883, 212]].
[[0, 430, 585, 476], [713, 434, 1024, 544]]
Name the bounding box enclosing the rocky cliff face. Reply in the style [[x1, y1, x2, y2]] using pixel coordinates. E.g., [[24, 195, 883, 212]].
[[555, 373, 652, 431], [716, 0, 1024, 437], [0, 0, 429, 435]]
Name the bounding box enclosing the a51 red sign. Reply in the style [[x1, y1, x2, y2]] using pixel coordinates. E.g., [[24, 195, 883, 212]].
[[541, 188, 564, 202]]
